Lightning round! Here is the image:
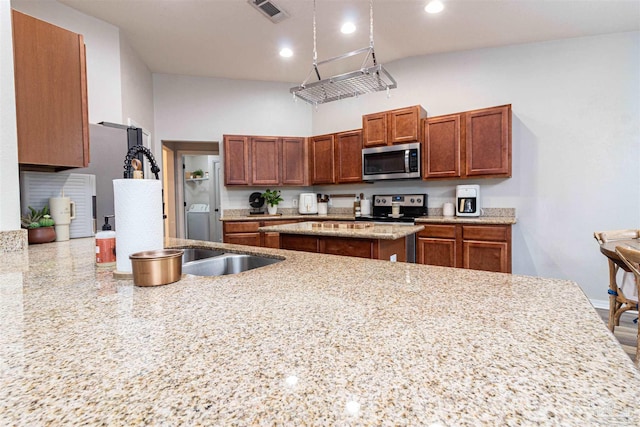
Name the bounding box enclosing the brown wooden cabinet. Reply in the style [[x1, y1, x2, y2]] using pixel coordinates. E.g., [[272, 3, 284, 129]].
[[251, 136, 280, 185], [423, 114, 461, 178], [416, 223, 511, 273], [12, 10, 89, 169], [310, 129, 363, 185], [223, 221, 261, 246], [224, 135, 307, 186], [416, 224, 457, 267], [423, 105, 511, 180], [223, 219, 301, 247], [465, 105, 511, 177], [335, 129, 362, 183], [224, 135, 251, 185], [309, 134, 336, 184], [363, 105, 426, 147], [281, 137, 307, 185], [281, 234, 407, 261]]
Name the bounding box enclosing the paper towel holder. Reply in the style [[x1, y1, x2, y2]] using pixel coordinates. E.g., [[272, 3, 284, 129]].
[[123, 145, 160, 179]]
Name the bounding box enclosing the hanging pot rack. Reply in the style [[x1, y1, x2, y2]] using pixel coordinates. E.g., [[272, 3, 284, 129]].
[[290, 0, 397, 106]]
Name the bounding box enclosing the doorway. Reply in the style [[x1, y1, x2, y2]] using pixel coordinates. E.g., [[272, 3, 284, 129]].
[[183, 155, 221, 242], [161, 141, 220, 241]]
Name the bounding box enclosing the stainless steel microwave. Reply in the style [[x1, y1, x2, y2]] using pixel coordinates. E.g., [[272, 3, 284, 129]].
[[362, 142, 421, 181]]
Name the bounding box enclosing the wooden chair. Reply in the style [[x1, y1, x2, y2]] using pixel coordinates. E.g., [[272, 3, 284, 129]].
[[593, 229, 640, 332], [615, 245, 640, 367]]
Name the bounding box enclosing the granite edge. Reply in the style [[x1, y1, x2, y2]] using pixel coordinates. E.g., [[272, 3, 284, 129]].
[[0, 229, 28, 253], [258, 224, 425, 240]]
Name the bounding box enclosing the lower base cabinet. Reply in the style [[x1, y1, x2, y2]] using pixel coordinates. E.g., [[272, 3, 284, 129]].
[[281, 234, 407, 262], [223, 220, 301, 247], [416, 224, 511, 273]]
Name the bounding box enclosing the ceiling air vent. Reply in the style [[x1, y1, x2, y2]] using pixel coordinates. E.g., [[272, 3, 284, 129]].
[[248, 0, 290, 23]]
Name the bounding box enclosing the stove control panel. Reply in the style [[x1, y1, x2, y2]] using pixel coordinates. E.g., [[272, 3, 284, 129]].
[[373, 194, 427, 207]]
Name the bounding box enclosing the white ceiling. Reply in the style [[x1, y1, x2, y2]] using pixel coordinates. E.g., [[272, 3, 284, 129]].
[[57, 0, 640, 84]]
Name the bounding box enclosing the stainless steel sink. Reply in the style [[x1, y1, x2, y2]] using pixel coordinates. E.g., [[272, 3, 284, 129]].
[[182, 253, 282, 276], [181, 248, 225, 263]]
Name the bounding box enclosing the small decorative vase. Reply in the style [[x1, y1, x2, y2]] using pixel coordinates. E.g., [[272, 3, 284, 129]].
[[267, 205, 278, 215], [27, 226, 56, 244]]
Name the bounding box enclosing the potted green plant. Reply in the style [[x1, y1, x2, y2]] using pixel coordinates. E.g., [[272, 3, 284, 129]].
[[21, 205, 56, 244], [261, 189, 283, 215], [192, 169, 204, 179]]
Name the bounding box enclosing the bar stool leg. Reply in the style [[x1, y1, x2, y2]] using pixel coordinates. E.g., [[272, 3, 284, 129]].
[[607, 260, 618, 332], [636, 329, 639, 368]]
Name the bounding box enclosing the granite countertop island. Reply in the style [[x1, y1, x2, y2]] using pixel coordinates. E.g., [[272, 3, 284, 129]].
[[259, 221, 425, 240], [1, 238, 639, 425]]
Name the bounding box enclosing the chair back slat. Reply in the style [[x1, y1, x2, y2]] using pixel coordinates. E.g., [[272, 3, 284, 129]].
[[594, 229, 640, 244]]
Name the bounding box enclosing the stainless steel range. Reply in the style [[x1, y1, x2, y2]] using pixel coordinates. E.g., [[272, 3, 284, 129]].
[[355, 193, 428, 263], [356, 193, 428, 223]]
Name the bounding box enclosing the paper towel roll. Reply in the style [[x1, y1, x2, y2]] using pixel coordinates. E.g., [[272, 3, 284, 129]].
[[113, 179, 164, 273], [360, 199, 371, 216]]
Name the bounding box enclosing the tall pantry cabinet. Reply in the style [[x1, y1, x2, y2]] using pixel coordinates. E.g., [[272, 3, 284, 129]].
[[12, 10, 90, 169]]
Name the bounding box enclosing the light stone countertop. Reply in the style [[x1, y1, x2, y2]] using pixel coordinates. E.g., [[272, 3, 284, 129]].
[[259, 221, 425, 240], [221, 213, 517, 225], [1, 237, 639, 425], [221, 213, 355, 222], [416, 216, 517, 225]]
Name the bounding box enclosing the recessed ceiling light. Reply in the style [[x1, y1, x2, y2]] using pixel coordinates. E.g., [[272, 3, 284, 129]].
[[341, 22, 356, 34], [425, 0, 444, 14], [279, 47, 293, 58]]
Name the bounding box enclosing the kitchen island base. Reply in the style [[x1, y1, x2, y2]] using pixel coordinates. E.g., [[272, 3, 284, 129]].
[[281, 233, 408, 262]]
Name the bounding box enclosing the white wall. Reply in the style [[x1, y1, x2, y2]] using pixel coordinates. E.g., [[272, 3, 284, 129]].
[[120, 35, 155, 134], [311, 32, 640, 304], [152, 73, 313, 211], [12, 0, 122, 124], [0, 0, 20, 231]]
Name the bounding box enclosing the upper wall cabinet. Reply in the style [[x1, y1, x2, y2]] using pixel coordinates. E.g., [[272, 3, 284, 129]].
[[224, 135, 251, 185], [12, 10, 90, 169], [423, 104, 512, 179], [309, 134, 335, 185], [281, 137, 308, 186], [465, 105, 511, 177], [334, 129, 363, 184], [362, 105, 427, 147], [224, 135, 307, 186], [251, 136, 280, 186], [309, 129, 363, 185]]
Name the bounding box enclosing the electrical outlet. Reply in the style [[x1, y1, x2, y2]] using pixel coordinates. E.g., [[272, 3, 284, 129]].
[[292, 198, 298, 208]]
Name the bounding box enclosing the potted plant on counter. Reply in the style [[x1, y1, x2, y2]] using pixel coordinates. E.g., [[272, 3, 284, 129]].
[[261, 189, 283, 215], [21, 205, 56, 244], [192, 169, 204, 179]]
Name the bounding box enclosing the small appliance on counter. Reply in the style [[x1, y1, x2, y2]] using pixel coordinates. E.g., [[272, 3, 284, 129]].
[[49, 193, 76, 242], [456, 185, 480, 217], [298, 193, 318, 214], [248, 192, 265, 215]]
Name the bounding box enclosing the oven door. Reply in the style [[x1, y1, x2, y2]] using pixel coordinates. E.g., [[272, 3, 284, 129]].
[[362, 142, 421, 181]]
